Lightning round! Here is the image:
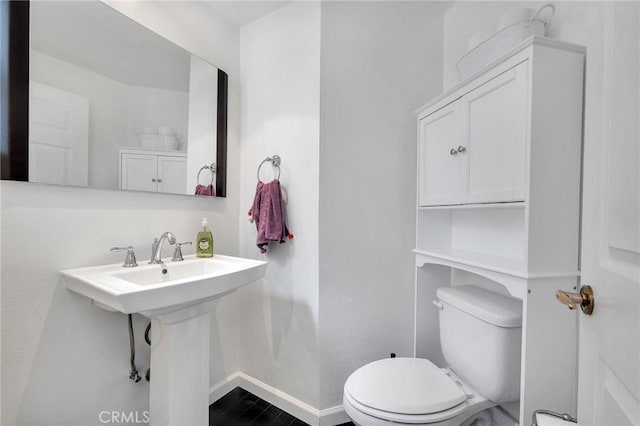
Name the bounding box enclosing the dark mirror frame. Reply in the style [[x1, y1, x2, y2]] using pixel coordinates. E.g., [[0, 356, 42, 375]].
[[0, 1, 227, 197]]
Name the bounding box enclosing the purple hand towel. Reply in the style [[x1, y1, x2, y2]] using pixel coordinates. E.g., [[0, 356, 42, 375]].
[[195, 184, 215, 196], [250, 180, 292, 253]]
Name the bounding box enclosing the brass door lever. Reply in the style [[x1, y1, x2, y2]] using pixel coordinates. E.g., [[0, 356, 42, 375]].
[[556, 285, 594, 315]]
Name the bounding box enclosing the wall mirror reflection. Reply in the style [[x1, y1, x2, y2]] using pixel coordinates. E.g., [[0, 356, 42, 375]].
[[23, 0, 227, 196]]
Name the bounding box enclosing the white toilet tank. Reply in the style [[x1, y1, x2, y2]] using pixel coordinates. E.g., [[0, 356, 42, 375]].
[[437, 285, 522, 403]]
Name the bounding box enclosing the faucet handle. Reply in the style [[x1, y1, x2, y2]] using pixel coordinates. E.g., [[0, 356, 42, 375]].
[[171, 242, 192, 262], [110, 246, 138, 268]]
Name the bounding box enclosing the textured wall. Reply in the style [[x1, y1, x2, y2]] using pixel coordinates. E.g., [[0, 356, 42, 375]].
[[318, 1, 447, 409], [237, 1, 322, 408], [234, 1, 447, 412]]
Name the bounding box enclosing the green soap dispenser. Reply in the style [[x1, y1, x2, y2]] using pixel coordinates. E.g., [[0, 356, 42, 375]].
[[196, 217, 214, 258]]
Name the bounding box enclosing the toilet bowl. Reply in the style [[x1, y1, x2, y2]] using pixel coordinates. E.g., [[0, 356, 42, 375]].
[[343, 286, 523, 426]]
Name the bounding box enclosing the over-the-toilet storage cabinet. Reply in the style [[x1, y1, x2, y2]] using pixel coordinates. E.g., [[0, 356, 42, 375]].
[[414, 37, 585, 425], [119, 148, 187, 194]]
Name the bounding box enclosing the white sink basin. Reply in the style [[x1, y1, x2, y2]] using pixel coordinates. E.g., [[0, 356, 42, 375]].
[[62, 254, 267, 315]]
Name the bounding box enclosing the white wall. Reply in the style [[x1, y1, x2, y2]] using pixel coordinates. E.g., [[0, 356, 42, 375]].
[[30, 50, 189, 190], [235, 1, 447, 415], [237, 1, 321, 408], [318, 1, 447, 410], [1, 2, 241, 425]]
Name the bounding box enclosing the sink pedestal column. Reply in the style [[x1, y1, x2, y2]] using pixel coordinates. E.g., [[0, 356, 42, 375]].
[[148, 299, 217, 426]]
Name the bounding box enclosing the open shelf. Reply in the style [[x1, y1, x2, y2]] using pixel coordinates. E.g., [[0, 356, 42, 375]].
[[414, 248, 526, 277], [414, 248, 528, 298], [416, 207, 527, 266]]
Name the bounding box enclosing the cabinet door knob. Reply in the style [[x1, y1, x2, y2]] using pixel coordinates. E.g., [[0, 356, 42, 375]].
[[151, 178, 157, 182], [157, 178, 162, 183], [457, 145, 466, 153], [449, 148, 458, 156]]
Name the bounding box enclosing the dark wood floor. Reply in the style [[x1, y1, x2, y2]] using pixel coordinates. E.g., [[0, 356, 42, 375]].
[[209, 387, 354, 426]]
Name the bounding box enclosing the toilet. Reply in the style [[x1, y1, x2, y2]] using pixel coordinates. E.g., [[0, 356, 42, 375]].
[[343, 285, 523, 426]]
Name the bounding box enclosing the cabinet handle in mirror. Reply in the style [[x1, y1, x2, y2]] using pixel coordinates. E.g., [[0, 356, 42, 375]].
[[449, 148, 458, 156], [457, 145, 466, 153]]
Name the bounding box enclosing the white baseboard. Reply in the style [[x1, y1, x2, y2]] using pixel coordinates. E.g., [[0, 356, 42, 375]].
[[319, 405, 351, 426], [209, 372, 350, 426], [208, 373, 240, 405]]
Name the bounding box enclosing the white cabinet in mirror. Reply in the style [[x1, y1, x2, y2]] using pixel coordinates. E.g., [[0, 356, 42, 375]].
[[25, 0, 225, 196], [119, 149, 187, 195]]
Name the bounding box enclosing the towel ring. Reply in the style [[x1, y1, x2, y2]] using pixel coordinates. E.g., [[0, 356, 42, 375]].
[[257, 155, 281, 181], [197, 163, 216, 186]]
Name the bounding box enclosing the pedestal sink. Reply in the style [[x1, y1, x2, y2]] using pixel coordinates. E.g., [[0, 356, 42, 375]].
[[62, 255, 267, 426]]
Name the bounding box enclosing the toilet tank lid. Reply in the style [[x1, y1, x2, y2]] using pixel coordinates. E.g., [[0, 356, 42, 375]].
[[437, 286, 523, 328]]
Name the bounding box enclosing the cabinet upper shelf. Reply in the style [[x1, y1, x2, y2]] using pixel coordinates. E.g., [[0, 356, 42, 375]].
[[418, 201, 525, 211]]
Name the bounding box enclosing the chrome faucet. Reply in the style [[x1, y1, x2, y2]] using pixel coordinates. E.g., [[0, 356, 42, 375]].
[[149, 232, 176, 265]]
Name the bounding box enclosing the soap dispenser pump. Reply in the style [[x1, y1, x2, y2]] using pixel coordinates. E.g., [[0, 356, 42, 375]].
[[196, 217, 214, 258]]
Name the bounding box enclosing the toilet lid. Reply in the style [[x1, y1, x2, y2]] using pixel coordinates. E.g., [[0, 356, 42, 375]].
[[344, 358, 467, 415]]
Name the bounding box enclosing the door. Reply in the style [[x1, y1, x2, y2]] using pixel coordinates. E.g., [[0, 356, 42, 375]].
[[157, 155, 187, 195], [120, 153, 157, 192], [29, 82, 89, 186], [463, 61, 527, 204], [418, 100, 464, 206], [578, 3, 639, 424]]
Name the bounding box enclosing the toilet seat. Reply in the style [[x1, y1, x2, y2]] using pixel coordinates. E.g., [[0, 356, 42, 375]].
[[344, 358, 473, 424], [344, 387, 469, 424]]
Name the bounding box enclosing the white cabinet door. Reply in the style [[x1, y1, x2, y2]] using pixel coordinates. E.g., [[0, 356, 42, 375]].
[[157, 156, 187, 195], [121, 153, 157, 192], [463, 62, 528, 204], [120, 152, 187, 194], [419, 61, 528, 207], [418, 100, 464, 206]]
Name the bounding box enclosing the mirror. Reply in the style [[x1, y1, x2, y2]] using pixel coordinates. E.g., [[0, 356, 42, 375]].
[[0, 0, 227, 197]]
